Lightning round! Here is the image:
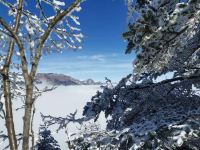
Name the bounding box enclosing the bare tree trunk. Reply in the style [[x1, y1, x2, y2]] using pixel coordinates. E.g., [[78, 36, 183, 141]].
[[3, 70, 18, 150], [0, 1, 24, 149], [31, 105, 36, 150], [22, 85, 33, 150]]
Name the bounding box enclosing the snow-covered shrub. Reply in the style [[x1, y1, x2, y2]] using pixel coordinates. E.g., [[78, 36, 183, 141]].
[[67, 123, 119, 150], [36, 125, 61, 150]]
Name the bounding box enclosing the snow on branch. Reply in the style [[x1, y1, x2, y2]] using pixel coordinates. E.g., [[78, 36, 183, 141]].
[[0, 0, 84, 66], [124, 0, 200, 80], [41, 111, 92, 132], [82, 71, 200, 148]]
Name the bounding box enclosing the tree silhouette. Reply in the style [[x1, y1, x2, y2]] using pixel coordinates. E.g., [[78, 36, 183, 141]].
[[36, 125, 61, 150]]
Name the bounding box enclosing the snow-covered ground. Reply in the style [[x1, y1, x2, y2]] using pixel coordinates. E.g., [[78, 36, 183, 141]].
[[0, 85, 106, 150]]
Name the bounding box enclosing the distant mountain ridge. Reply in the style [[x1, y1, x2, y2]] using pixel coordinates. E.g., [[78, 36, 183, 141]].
[[35, 73, 101, 86]]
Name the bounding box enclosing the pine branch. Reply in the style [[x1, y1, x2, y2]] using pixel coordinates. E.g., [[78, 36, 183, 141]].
[[130, 75, 200, 90]]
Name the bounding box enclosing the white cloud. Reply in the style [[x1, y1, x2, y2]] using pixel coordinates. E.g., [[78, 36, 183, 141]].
[[77, 54, 106, 62], [76, 55, 88, 60], [90, 54, 105, 61], [111, 53, 118, 57]]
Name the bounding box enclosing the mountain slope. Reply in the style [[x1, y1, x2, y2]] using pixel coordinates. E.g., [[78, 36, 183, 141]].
[[35, 73, 101, 86]]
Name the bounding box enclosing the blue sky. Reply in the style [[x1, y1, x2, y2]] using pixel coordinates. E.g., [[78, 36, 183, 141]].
[[39, 0, 135, 82], [0, 0, 135, 82]]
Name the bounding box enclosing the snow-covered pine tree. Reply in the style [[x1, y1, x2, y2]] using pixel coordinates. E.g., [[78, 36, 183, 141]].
[[123, 0, 200, 81], [81, 0, 200, 149], [36, 125, 61, 150]]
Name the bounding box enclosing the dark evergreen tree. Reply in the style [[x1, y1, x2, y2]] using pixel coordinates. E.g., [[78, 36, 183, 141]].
[[36, 125, 61, 150]]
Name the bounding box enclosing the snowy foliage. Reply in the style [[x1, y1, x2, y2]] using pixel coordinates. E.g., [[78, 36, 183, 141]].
[[0, 72, 25, 108], [0, 0, 83, 66], [123, 0, 200, 80], [67, 123, 119, 150], [35, 125, 61, 150], [0, 0, 84, 104], [79, 0, 200, 149], [41, 110, 91, 132], [83, 74, 200, 149]]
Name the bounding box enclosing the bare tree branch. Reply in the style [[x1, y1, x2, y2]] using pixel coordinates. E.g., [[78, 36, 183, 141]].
[[0, 17, 30, 82], [30, 0, 82, 79]]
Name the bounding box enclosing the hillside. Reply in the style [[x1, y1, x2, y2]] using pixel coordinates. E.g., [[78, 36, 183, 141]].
[[35, 73, 101, 86]]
